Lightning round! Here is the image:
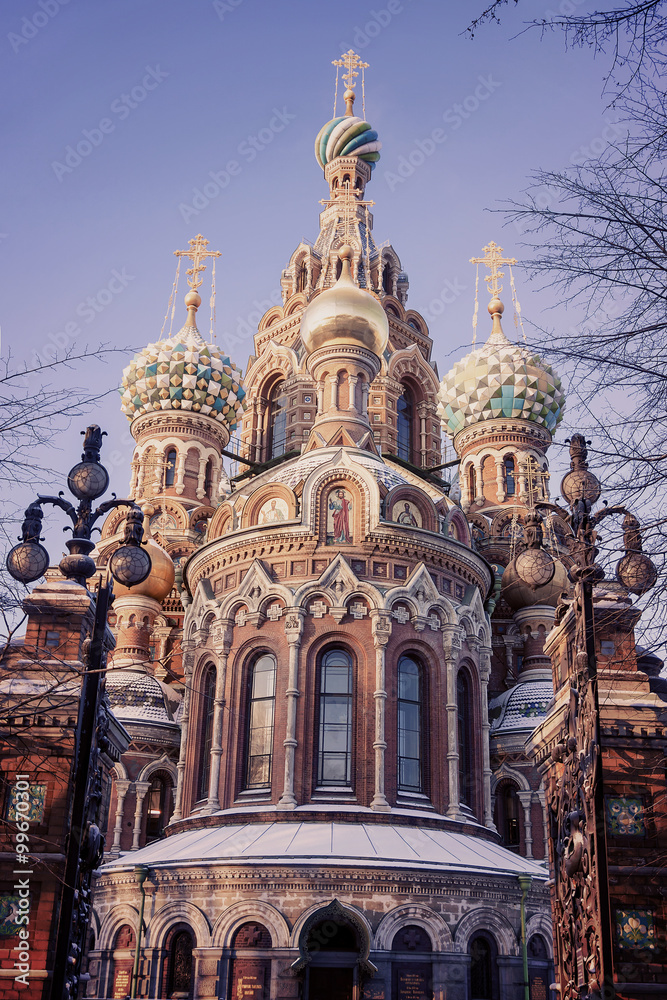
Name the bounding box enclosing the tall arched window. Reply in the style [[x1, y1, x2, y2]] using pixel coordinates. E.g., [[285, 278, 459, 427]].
[[268, 381, 287, 460], [496, 782, 521, 847], [145, 774, 172, 841], [164, 448, 177, 488], [167, 928, 194, 999], [397, 388, 414, 463], [382, 262, 392, 294], [317, 648, 354, 787], [457, 670, 474, 809], [469, 932, 499, 1000], [245, 653, 277, 789], [468, 465, 477, 501], [196, 665, 216, 801], [398, 655, 423, 792], [296, 262, 307, 292], [504, 455, 516, 496], [203, 457, 214, 497]]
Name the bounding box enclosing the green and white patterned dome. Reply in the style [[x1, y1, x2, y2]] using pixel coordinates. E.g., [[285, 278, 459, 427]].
[[438, 300, 565, 439], [120, 294, 245, 428], [315, 115, 381, 171]]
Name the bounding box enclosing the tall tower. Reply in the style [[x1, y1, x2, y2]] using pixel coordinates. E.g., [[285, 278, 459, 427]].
[[439, 246, 569, 862], [90, 56, 551, 1000]]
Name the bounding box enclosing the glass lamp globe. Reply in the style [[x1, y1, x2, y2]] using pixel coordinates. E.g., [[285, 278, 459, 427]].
[[515, 547, 556, 590], [6, 541, 50, 583], [109, 545, 152, 588], [67, 461, 110, 501]]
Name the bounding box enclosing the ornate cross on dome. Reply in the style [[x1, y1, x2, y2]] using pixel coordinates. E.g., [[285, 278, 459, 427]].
[[333, 49, 369, 92], [470, 241, 517, 299], [174, 234, 221, 290]]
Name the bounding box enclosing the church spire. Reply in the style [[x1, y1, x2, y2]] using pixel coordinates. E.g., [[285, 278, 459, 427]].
[[469, 241, 517, 345]]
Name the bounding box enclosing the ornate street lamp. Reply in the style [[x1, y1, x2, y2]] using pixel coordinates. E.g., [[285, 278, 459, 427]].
[[5, 424, 152, 1000], [516, 434, 657, 1000]]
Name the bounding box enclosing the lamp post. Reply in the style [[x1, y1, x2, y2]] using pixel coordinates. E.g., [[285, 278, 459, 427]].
[[130, 865, 149, 999], [516, 434, 657, 1000], [517, 874, 532, 1000], [6, 425, 152, 1000]]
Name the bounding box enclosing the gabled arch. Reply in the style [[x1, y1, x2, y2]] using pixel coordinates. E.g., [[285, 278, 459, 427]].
[[454, 907, 518, 956], [144, 900, 211, 949], [211, 900, 290, 948], [258, 305, 285, 330], [290, 900, 376, 975], [375, 905, 454, 952], [138, 754, 178, 785], [490, 762, 531, 794]]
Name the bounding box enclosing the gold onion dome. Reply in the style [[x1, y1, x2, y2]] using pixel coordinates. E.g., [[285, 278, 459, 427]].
[[120, 290, 245, 429], [113, 504, 175, 601], [438, 298, 565, 438], [300, 246, 389, 357]]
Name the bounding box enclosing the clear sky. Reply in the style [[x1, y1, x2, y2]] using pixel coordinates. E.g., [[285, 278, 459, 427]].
[[1, 0, 614, 536]]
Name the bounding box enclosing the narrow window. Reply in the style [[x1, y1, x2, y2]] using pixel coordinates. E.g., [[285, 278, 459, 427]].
[[245, 654, 276, 788], [204, 458, 214, 497], [296, 262, 307, 292], [468, 465, 477, 500], [197, 665, 216, 801], [469, 933, 499, 1000], [268, 381, 287, 460], [397, 388, 414, 463], [502, 783, 521, 846], [398, 655, 422, 791], [317, 649, 353, 786], [164, 448, 177, 488], [383, 262, 392, 294], [457, 671, 473, 809], [504, 455, 516, 496], [146, 777, 167, 841]]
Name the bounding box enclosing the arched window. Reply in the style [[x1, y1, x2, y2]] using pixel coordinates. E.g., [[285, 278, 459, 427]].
[[204, 457, 214, 497], [496, 782, 521, 847], [145, 774, 172, 841], [528, 934, 552, 999], [296, 262, 307, 292], [164, 448, 177, 488], [196, 665, 216, 801], [397, 387, 414, 464], [245, 653, 277, 789], [468, 465, 477, 500], [317, 648, 354, 787], [382, 262, 392, 294], [469, 932, 499, 1000], [167, 929, 194, 998], [268, 381, 287, 460], [457, 671, 474, 809], [504, 455, 516, 496], [398, 655, 423, 792], [335, 257, 343, 280]]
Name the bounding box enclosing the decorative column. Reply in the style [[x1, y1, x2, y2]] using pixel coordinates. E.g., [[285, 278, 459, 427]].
[[278, 610, 305, 809], [347, 374, 358, 410], [361, 380, 369, 418], [196, 454, 207, 499], [135, 455, 146, 496], [175, 450, 187, 494], [171, 647, 194, 823], [443, 626, 463, 820], [328, 373, 339, 410], [494, 456, 506, 503], [536, 786, 548, 860], [370, 611, 392, 812], [129, 460, 139, 497], [417, 401, 429, 466], [479, 649, 496, 829], [517, 790, 534, 858], [110, 779, 131, 853], [131, 781, 151, 850], [316, 380, 325, 414], [206, 622, 233, 812], [474, 458, 485, 505]]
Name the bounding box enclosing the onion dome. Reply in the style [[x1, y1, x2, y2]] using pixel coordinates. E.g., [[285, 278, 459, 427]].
[[438, 299, 565, 438], [300, 246, 388, 356], [490, 679, 554, 737], [315, 115, 381, 170], [120, 291, 245, 429], [106, 669, 180, 727], [113, 504, 175, 602]]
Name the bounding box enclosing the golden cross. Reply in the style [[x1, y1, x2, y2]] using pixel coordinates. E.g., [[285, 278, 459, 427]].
[[332, 49, 369, 92], [470, 241, 517, 299], [174, 234, 221, 290]]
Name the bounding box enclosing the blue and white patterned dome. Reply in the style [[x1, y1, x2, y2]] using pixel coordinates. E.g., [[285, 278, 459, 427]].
[[315, 116, 381, 170]]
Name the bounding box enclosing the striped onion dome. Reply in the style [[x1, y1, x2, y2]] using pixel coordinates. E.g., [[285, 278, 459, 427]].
[[438, 299, 565, 439], [120, 296, 245, 429], [315, 115, 381, 170]]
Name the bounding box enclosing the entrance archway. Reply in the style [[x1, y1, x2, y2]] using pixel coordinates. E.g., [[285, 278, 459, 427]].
[[292, 900, 376, 1000]]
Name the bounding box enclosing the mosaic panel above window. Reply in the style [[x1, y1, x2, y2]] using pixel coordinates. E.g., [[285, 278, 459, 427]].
[[0, 896, 21, 937], [615, 910, 656, 951], [6, 783, 46, 823], [605, 796, 645, 836]]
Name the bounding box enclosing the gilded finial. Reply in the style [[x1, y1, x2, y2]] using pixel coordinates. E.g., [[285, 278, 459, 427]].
[[332, 50, 369, 116], [174, 234, 222, 327], [470, 241, 517, 301]]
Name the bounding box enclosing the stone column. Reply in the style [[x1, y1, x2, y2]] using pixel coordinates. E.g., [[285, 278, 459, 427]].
[[196, 454, 207, 499], [495, 456, 506, 503], [129, 460, 139, 498], [131, 781, 151, 850], [110, 779, 130, 853], [328, 373, 339, 410], [443, 627, 463, 820], [206, 623, 233, 812], [347, 374, 358, 411], [361, 380, 369, 418], [536, 786, 548, 860], [316, 380, 325, 414], [479, 650, 496, 829], [370, 611, 392, 812], [474, 458, 485, 506], [517, 790, 534, 858], [417, 401, 429, 466], [171, 648, 194, 823], [175, 450, 187, 494], [278, 610, 305, 809], [135, 455, 146, 496]]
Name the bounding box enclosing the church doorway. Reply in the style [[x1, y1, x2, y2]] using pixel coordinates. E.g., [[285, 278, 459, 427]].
[[302, 913, 363, 1000], [307, 965, 355, 999]]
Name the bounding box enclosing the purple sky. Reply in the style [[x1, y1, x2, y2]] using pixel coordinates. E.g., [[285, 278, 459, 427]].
[[2, 0, 614, 533]]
